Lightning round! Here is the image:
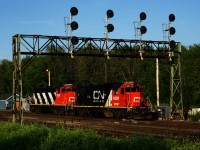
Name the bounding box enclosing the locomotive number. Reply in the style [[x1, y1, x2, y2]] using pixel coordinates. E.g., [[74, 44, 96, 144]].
[[113, 96, 119, 100], [57, 94, 60, 98], [114, 103, 119, 106]]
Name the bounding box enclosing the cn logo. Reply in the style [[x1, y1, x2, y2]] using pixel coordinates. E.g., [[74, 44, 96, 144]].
[[93, 91, 105, 100], [134, 97, 141, 102], [69, 97, 75, 102]]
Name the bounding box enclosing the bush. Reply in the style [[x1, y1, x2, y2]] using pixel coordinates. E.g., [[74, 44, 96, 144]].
[[42, 128, 103, 150], [0, 122, 50, 150], [0, 122, 199, 150], [166, 138, 200, 150], [118, 134, 171, 150]]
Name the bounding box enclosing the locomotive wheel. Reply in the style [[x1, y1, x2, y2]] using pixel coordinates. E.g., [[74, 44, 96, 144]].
[[104, 109, 113, 118], [112, 109, 122, 119], [67, 109, 74, 116]]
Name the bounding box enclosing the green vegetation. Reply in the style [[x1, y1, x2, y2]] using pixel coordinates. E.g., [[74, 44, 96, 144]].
[[0, 122, 199, 150], [0, 44, 200, 109]]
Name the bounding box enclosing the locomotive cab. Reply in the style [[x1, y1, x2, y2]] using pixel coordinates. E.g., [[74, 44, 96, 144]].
[[54, 84, 77, 105], [109, 82, 148, 108]]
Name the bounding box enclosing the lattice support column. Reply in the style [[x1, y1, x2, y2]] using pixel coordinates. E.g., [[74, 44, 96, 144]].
[[12, 37, 17, 122], [170, 42, 183, 119], [12, 34, 23, 123]]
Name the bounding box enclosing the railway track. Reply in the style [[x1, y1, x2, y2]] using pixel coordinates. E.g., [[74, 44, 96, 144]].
[[0, 110, 200, 139]]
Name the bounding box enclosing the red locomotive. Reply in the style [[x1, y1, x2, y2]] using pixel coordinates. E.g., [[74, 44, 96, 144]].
[[31, 82, 158, 120]]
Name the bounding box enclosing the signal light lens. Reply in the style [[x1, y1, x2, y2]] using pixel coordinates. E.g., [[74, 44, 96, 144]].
[[169, 27, 176, 35], [71, 36, 79, 45], [140, 12, 147, 21], [107, 24, 114, 32], [107, 9, 114, 18], [140, 26, 147, 34], [71, 21, 79, 30], [169, 14, 175, 22], [70, 7, 78, 16], [169, 40, 176, 49]]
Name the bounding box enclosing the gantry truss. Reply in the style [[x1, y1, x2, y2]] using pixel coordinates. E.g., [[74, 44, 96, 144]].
[[12, 34, 183, 122]]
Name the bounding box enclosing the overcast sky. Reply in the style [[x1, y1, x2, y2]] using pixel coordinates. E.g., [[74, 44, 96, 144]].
[[0, 0, 200, 60]]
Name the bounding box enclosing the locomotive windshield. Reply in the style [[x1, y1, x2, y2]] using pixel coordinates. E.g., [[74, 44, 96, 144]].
[[125, 86, 140, 92]]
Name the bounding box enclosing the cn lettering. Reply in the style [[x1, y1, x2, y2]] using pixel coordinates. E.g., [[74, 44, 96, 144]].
[[93, 91, 105, 100]]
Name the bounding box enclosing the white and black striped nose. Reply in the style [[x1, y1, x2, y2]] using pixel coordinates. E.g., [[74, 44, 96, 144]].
[[33, 88, 56, 104]]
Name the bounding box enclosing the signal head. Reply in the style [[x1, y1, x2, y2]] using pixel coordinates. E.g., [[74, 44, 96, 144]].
[[169, 27, 176, 35], [140, 26, 147, 34], [71, 21, 78, 30], [107, 9, 114, 18], [107, 24, 114, 32], [70, 7, 78, 16], [71, 36, 79, 45], [169, 40, 176, 49], [140, 12, 147, 21], [169, 14, 175, 22]]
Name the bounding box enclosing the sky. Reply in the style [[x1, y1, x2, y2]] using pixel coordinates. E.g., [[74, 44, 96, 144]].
[[0, 0, 200, 60]]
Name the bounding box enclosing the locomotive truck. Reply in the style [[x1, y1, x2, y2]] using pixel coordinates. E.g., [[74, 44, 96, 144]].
[[30, 81, 158, 120]]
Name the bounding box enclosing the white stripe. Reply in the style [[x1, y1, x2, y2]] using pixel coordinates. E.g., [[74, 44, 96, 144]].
[[42, 93, 49, 104], [37, 93, 43, 104], [48, 92, 55, 104], [33, 94, 37, 104], [105, 90, 112, 107]]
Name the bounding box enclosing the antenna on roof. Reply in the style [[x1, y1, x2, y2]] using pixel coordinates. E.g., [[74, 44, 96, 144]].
[[64, 16, 70, 36]]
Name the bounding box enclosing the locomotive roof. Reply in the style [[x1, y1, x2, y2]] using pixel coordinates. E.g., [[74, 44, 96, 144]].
[[34, 82, 133, 93], [34, 86, 60, 92], [111, 83, 123, 91]]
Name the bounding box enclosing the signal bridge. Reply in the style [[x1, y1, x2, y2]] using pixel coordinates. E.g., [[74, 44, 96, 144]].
[[13, 34, 180, 59]]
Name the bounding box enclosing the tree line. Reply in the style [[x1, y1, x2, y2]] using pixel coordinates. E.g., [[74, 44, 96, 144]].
[[0, 44, 200, 109]]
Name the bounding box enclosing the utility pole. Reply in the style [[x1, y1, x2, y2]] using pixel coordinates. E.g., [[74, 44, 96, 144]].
[[46, 69, 51, 86], [156, 58, 160, 106]]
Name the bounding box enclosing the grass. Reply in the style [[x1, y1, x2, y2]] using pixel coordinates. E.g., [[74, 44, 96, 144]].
[[0, 122, 199, 150]]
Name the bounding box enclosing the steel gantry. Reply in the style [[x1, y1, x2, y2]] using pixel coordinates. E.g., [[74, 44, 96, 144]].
[[12, 34, 183, 122]]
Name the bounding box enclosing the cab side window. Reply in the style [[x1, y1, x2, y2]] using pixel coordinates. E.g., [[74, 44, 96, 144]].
[[121, 88, 124, 94]]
